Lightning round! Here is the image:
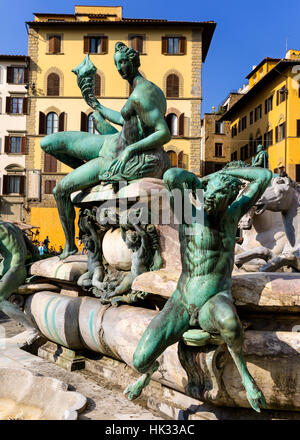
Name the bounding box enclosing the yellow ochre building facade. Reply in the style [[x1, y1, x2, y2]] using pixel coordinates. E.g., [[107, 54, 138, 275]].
[[25, 5, 215, 249], [220, 50, 300, 178]]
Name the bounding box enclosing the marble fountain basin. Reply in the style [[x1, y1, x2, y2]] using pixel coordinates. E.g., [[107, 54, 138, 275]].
[[0, 368, 87, 420]]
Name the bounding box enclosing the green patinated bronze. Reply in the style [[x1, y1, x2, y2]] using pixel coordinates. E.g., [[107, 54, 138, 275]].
[[0, 221, 40, 344], [124, 165, 272, 413], [40, 42, 171, 260], [252, 144, 269, 168]]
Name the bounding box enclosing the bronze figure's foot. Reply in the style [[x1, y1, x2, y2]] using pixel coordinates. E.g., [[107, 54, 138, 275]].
[[59, 246, 78, 260], [244, 377, 267, 412]]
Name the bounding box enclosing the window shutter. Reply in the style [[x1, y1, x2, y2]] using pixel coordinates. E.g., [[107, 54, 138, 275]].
[[21, 137, 27, 154], [179, 37, 186, 55], [54, 36, 61, 53], [44, 153, 57, 173], [264, 99, 268, 114], [275, 126, 278, 143], [84, 36, 90, 53], [161, 37, 168, 54], [179, 113, 185, 136], [24, 67, 29, 84], [58, 112, 65, 131], [45, 180, 50, 194], [22, 98, 28, 114], [166, 74, 179, 97], [81, 112, 88, 131], [297, 120, 300, 137], [47, 73, 60, 96], [4, 136, 10, 153], [283, 122, 286, 139], [101, 36, 108, 54], [2, 175, 9, 195], [6, 97, 11, 113], [94, 74, 101, 96], [19, 176, 25, 195], [49, 36, 55, 54], [39, 111, 46, 135], [6, 66, 13, 83], [178, 150, 183, 168]]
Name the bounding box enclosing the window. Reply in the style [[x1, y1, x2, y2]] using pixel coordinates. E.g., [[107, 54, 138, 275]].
[[84, 36, 108, 54], [48, 35, 62, 53], [45, 180, 56, 194], [231, 124, 237, 137], [4, 136, 26, 154], [297, 120, 300, 137], [275, 122, 286, 142], [238, 119, 241, 133], [254, 104, 262, 122], [162, 36, 186, 55], [46, 112, 58, 134], [129, 35, 144, 53], [95, 74, 101, 96], [215, 121, 223, 134], [277, 86, 287, 104], [47, 73, 60, 96], [166, 113, 184, 136], [250, 111, 253, 125], [231, 151, 238, 161], [264, 129, 273, 147], [265, 95, 273, 114], [260, 68, 263, 79], [6, 97, 28, 114], [166, 74, 179, 97], [6, 66, 28, 84], [214, 143, 223, 157], [240, 145, 249, 161], [39, 111, 65, 135], [44, 154, 57, 173], [2, 175, 25, 195], [166, 113, 178, 136], [249, 137, 255, 157], [168, 151, 178, 167], [241, 116, 247, 131]]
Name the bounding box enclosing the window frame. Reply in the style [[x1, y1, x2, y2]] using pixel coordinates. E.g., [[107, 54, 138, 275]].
[[84, 35, 108, 55], [162, 36, 186, 55]]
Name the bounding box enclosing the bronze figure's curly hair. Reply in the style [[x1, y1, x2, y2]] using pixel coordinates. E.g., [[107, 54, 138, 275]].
[[214, 173, 244, 205], [114, 42, 141, 69]]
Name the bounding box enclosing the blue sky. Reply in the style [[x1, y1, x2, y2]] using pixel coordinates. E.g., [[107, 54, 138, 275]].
[[1, 0, 300, 114]]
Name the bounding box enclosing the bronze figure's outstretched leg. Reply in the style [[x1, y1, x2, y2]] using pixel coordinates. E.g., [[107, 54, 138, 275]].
[[124, 289, 190, 400], [198, 292, 266, 412]]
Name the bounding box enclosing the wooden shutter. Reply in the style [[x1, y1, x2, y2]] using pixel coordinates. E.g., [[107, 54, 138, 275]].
[[49, 36, 55, 53], [2, 175, 9, 194], [275, 126, 278, 143], [6, 66, 13, 83], [45, 180, 56, 194], [166, 74, 179, 97], [101, 36, 108, 54], [132, 36, 143, 53], [54, 36, 61, 53], [161, 37, 168, 54], [22, 98, 28, 114], [58, 112, 65, 131], [179, 113, 185, 136], [84, 36, 90, 53], [282, 122, 286, 139], [44, 153, 57, 173], [6, 97, 11, 113], [21, 137, 27, 154], [39, 111, 46, 135], [4, 136, 10, 153], [24, 67, 29, 84], [47, 73, 60, 96], [19, 176, 25, 195], [81, 112, 88, 131], [179, 37, 186, 55], [45, 180, 50, 194], [94, 74, 101, 96], [178, 150, 183, 168]]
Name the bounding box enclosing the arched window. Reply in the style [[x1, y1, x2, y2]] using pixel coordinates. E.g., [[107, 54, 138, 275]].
[[166, 74, 179, 97], [166, 113, 178, 136], [95, 74, 101, 96], [87, 113, 99, 134], [167, 150, 178, 168], [46, 112, 58, 134], [47, 73, 60, 96]]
